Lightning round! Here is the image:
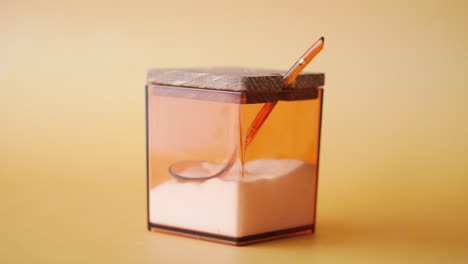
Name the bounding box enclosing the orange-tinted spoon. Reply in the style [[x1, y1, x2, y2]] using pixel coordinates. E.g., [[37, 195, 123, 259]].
[[244, 37, 324, 148], [169, 37, 325, 181]]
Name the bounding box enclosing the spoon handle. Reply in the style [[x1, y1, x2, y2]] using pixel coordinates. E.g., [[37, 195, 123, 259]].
[[244, 101, 277, 148], [243, 37, 325, 151], [283, 37, 324, 88]]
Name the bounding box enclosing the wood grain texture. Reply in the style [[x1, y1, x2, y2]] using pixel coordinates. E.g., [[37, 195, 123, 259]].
[[147, 67, 324, 91], [147, 67, 323, 103]]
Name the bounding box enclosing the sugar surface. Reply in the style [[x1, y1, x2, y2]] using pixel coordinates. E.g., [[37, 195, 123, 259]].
[[150, 159, 316, 237]]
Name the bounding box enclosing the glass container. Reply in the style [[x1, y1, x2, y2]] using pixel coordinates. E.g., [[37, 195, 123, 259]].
[[146, 68, 324, 245]]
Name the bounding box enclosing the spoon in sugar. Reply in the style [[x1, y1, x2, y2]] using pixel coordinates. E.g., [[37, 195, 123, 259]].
[[168, 36, 325, 181]]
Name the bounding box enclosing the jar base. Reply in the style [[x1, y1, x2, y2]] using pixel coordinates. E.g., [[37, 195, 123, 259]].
[[148, 223, 315, 246]]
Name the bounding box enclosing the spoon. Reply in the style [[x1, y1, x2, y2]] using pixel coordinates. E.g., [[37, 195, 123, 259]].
[[168, 37, 325, 181]]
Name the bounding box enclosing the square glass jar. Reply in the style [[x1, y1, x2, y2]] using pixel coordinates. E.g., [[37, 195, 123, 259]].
[[146, 68, 324, 245]]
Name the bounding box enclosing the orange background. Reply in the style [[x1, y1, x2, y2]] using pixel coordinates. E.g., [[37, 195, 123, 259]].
[[2, 0, 468, 263]]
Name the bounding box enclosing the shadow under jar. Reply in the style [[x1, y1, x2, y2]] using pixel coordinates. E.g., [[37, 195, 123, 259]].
[[146, 67, 325, 246]]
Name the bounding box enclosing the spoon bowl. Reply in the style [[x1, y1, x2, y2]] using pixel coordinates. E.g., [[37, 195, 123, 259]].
[[168, 146, 238, 181]]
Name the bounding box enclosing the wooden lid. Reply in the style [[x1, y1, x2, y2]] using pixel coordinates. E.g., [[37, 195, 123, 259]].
[[147, 67, 324, 91], [147, 67, 324, 103]]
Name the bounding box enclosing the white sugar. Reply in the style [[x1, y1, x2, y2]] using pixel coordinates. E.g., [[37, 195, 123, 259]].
[[150, 159, 317, 237]]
